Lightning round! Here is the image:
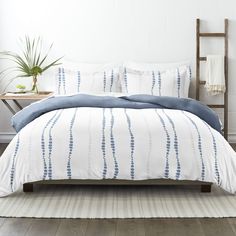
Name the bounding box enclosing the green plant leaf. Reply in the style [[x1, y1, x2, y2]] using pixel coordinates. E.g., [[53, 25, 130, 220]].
[[0, 36, 63, 87], [41, 56, 63, 72]]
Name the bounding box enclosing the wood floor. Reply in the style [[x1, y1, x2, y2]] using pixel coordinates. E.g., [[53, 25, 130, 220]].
[[0, 143, 236, 236]]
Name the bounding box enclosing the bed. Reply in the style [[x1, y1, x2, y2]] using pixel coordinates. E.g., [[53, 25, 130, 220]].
[[0, 62, 235, 197]]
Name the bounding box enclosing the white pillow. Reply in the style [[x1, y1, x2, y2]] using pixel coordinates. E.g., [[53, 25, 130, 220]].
[[55, 62, 121, 95], [121, 65, 192, 98], [124, 61, 190, 71]]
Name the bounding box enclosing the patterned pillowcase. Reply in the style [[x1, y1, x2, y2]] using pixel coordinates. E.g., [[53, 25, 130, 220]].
[[55, 64, 121, 95], [123, 61, 190, 71], [120, 65, 192, 98]]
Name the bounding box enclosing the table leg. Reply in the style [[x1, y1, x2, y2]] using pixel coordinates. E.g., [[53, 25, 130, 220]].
[[12, 100, 23, 110], [1, 100, 17, 115]]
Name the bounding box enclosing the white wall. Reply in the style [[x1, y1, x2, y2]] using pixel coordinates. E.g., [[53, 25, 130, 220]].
[[0, 0, 236, 142]]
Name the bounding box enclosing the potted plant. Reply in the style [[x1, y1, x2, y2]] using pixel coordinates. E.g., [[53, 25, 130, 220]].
[[0, 36, 62, 94], [16, 84, 26, 93]]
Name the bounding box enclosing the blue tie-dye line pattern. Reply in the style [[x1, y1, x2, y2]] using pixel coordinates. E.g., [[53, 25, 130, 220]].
[[58, 68, 62, 94], [188, 66, 192, 80], [62, 68, 66, 95], [67, 108, 78, 179], [182, 111, 205, 181], [203, 121, 220, 185], [124, 68, 128, 93], [48, 110, 63, 180], [162, 110, 181, 180], [41, 111, 60, 180], [61, 68, 66, 94], [103, 71, 107, 92], [176, 68, 181, 98], [155, 110, 171, 178], [158, 71, 161, 96], [101, 108, 107, 178], [77, 71, 81, 92], [110, 108, 119, 179], [151, 71, 156, 95], [110, 70, 114, 92], [124, 109, 135, 179], [10, 134, 20, 192]]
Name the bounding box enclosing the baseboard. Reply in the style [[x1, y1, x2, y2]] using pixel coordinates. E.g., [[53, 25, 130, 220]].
[[229, 133, 236, 144], [0, 132, 236, 144], [0, 132, 16, 143]]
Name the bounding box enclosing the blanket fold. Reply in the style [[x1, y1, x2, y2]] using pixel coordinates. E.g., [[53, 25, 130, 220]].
[[205, 55, 226, 95], [11, 94, 222, 133]]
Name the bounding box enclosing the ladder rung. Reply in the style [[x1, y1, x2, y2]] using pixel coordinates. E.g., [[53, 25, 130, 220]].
[[208, 104, 225, 108], [200, 81, 206, 85], [199, 56, 226, 61], [199, 57, 207, 61], [199, 33, 226, 37]]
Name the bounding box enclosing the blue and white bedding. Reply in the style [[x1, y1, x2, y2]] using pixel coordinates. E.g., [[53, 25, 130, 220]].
[[56, 63, 121, 95], [121, 65, 191, 98], [0, 93, 236, 196]]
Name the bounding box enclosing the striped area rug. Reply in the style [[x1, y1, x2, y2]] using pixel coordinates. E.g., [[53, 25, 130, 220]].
[[0, 185, 235, 218]]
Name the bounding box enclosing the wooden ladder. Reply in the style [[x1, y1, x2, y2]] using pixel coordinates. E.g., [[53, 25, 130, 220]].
[[196, 18, 229, 140]]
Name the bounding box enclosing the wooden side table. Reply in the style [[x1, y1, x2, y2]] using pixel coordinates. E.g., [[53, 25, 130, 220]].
[[0, 91, 53, 115]]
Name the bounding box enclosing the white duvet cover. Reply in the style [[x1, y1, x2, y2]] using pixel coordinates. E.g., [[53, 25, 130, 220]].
[[0, 101, 236, 196]]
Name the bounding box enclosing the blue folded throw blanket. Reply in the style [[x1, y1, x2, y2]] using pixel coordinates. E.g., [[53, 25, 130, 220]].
[[12, 94, 222, 133]]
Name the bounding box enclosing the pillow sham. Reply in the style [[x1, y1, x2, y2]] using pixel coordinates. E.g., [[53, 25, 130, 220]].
[[124, 61, 190, 71], [55, 63, 121, 95], [121, 65, 192, 98]]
